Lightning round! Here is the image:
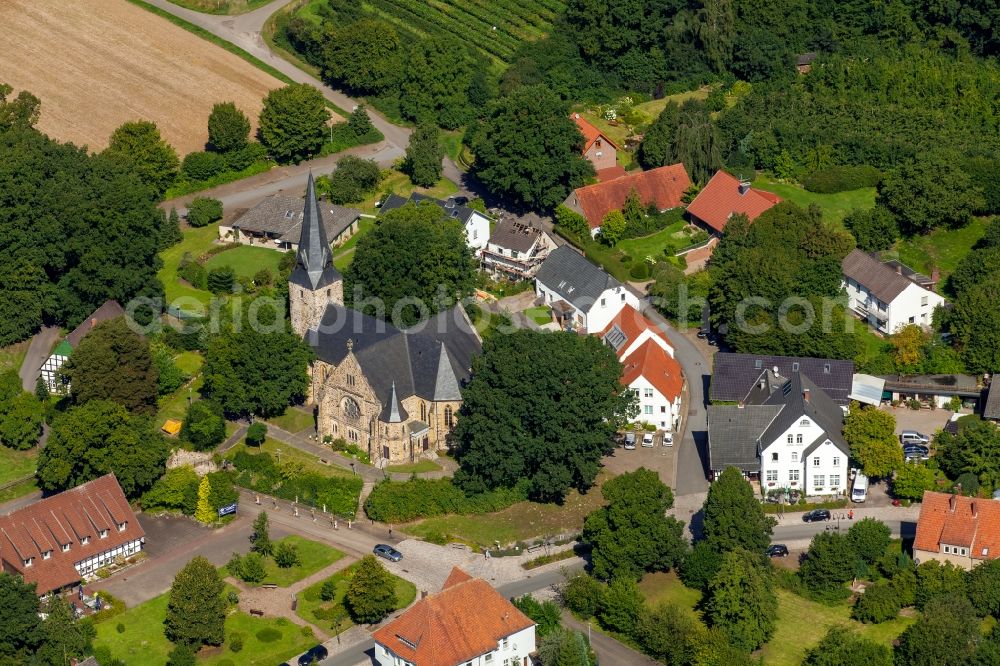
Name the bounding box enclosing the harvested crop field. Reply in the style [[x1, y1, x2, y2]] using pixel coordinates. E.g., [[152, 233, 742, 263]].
[[0, 0, 283, 155]]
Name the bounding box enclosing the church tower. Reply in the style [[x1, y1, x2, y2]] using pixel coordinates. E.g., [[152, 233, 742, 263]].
[[289, 172, 343, 338]]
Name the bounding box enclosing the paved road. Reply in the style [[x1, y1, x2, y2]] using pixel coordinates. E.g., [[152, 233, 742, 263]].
[[19, 326, 60, 391], [772, 512, 919, 549]]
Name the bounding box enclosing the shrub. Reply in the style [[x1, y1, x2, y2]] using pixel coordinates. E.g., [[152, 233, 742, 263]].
[[229, 633, 244, 653], [187, 197, 224, 227], [182, 151, 227, 182], [178, 258, 207, 289], [224, 143, 268, 171], [554, 205, 590, 239], [852, 581, 902, 623], [246, 422, 267, 446], [207, 266, 235, 294], [562, 573, 606, 619], [227, 590, 240, 605], [116, 622, 126, 634], [253, 268, 273, 287], [629, 261, 652, 280], [167, 644, 197, 666], [181, 399, 227, 451], [679, 541, 723, 590], [318, 156, 381, 204], [256, 627, 282, 643], [96, 567, 112, 579], [802, 165, 881, 193], [363, 477, 527, 523], [320, 579, 337, 602], [274, 541, 300, 568], [230, 449, 362, 517]]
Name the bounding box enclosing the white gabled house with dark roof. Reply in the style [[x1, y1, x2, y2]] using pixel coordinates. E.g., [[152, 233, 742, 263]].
[[708, 372, 850, 496], [534, 246, 640, 333], [842, 249, 947, 334], [379, 193, 491, 253]]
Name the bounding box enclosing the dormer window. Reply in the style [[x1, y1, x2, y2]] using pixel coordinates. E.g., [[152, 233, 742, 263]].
[[81, 536, 89, 546], [62, 543, 70, 552], [23, 558, 33, 567], [99, 529, 108, 539], [118, 522, 127, 532], [792, 362, 800, 371], [42, 550, 52, 560], [799, 419, 809, 427]]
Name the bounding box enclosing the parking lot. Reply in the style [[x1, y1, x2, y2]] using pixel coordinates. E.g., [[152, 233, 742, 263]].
[[604, 431, 677, 486], [886, 405, 957, 440]]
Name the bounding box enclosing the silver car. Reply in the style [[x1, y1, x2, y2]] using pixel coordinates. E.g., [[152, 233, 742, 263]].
[[624, 433, 636, 450]]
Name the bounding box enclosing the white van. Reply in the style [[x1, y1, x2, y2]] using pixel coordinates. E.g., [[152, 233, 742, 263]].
[[851, 472, 869, 503]]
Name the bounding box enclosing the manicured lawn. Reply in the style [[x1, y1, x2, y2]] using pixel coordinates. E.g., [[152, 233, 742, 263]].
[[638, 571, 701, 617], [295, 560, 417, 633], [616, 220, 694, 260], [892, 216, 988, 285], [752, 176, 876, 227], [0, 339, 29, 373], [578, 111, 631, 153], [385, 460, 442, 474], [156, 375, 204, 427], [93, 590, 315, 666], [221, 536, 345, 588], [760, 589, 914, 666], [174, 350, 203, 375], [524, 306, 553, 326], [266, 407, 315, 434], [158, 222, 222, 310], [204, 245, 285, 280], [404, 472, 611, 547], [0, 446, 38, 487], [227, 438, 355, 479]]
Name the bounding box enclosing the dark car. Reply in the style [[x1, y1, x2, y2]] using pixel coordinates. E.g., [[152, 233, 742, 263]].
[[697, 330, 708, 339], [802, 509, 832, 522], [903, 444, 929, 454], [373, 543, 402, 562], [767, 544, 789, 558], [297, 645, 328, 666]]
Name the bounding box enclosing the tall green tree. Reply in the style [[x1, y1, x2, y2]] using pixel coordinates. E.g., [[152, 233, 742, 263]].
[[702, 467, 775, 554], [843, 404, 902, 478], [947, 273, 1000, 373], [844, 206, 899, 252], [398, 37, 476, 128], [320, 21, 401, 95], [207, 101, 251, 153], [968, 558, 1000, 617], [894, 593, 979, 666], [803, 626, 892, 666], [511, 595, 562, 638], [345, 555, 397, 624], [103, 120, 179, 197], [800, 532, 858, 594], [64, 317, 158, 414], [536, 628, 595, 666], [194, 475, 215, 524], [251, 511, 274, 557], [704, 548, 777, 651], [636, 601, 706, 664], [878, 152, 985, 234], [35, 596, 96, 666], [638, 102, 679, 170], [202, 325, 311, 419], [453, 330, 637, 502], [597, 577, 645, 635], [892, 462, 937, 500], [180, 400, 227, 452], [673, 100, 723, 184], [582, 468, 686, 581], [0, 392, 43, 450], [472, 85, 594, 211], [258, 84, 330, 164], [403, 124, 444, 187], [344, 202, 476, 327], [937, 416, 1000, 490], [847, 518, 891, 565], [0, 82, 41, 130], [0, 573, 43, 660], [165, 556, 226, 647]]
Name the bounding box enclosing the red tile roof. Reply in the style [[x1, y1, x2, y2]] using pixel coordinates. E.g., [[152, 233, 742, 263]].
[[596, 166, 628, 182], [686, 171, 781, 233], [0, 474, 143, 595], [600, 304, 672, 357], [571, 113, 620, 153], [573, 164, 692, 229], [621, 339, 684, 401], [372, 567, 534, 666], [915, 491, 1000, 562]]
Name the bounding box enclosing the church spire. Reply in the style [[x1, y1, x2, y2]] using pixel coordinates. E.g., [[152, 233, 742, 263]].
[[386, 381, 404, 423], [293, 171, 339, 290]]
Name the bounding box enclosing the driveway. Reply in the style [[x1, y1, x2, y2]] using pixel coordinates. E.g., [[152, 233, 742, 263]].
[[19, 326, 60, 391], [887, 405, 955, 440], [604, 439, 676, 487]]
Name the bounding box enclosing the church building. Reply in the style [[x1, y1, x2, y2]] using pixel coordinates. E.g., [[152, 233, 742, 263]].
[[289, 174, 482, 465]]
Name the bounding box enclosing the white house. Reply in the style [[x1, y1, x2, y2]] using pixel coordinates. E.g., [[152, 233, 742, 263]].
[[372, 567, 536, 666], [601, 305, 683, 431], [481, 217, 556, 280], [39, 300, 125, 393], [379, 193, 491, 252], [708, 372, 850, 496], [535, 245, 640, 333], [842, 249, 947, 334]]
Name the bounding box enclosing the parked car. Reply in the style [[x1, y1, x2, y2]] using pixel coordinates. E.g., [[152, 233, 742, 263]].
[[851, 472, 869, 503], [904, 446, 930, 461], [767, 544, 789, 558], [903, 444, 929, 455], [900, 431, 930, 445], [802, 509, 832, 522], [624, 432, 636, 450], [641, 432, 654, 447], [373, 544, 402, 562], [697, 329, 708, 339], [298, 645, 329, 666], [662, 432, 673, 447]]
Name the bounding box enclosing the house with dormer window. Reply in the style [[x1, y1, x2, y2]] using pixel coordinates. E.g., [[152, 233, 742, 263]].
[[534, 246, 640, 333], [708, 372, 849, 496], [914, 491, 1000, 570]]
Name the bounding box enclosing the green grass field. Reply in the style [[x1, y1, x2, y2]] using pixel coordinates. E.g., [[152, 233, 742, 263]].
[[892, 217, 988, 283], [158, 223, 222, 309], [385, 459, 442, 474], [633, 88, 711, 125], [222, 536, 345, 588], [638, 571, 702, 616], [93, 591, 315, 666], [0, 340, 29, 373], [156, 375, 204, 426], [0, 447, 38, 488], [752, 176, 876, 227], [524, 306, 553, 326], [228, 438, 355, 479], [173, 351, 204, 376], [266, 407, 315, 434], [295, 560, 417, 633], [204, 246, 285, 280], [615, 221, 693, 260], [404, 473, 610, 547]]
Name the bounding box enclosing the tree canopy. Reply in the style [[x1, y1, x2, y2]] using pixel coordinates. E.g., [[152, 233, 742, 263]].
[[103, 120, 179, 198], [702, 467, 775, 555], [453, 330, 636, 502], [345, 202, 476, 327], [403, 124, 445, 188], [704, 548, 777, 652], [345, 555, 397, 624], [843, 404, 902, 478], [64, 316, 158, 413], [895, 593, 980, 666], [207, 101, 251, 153], [165, 556, 226, 648], [582, 468, 686, 581], [258, 84, 330, 164], [803, 626, 892, 666], [936, 416, 1000, 490], [471, 85, 593, 211], [37, 400, 169, 498]]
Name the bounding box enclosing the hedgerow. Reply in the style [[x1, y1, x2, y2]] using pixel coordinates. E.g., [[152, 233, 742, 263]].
[[363, 477, 528, 523]]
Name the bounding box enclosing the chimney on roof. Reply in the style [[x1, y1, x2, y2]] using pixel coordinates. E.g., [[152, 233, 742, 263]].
[[738, 181, 751, 195], [950, 493, 958, 512], [574, 113, 580, 119], [738, 401, 745, 409], [759, 377, 767, 390], [803, 388, 810, 403], [421, 591, 428, 599], [895, 264, 902, 275]]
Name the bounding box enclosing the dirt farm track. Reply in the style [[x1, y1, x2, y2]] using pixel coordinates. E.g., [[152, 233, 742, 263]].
[[0, 0, 284, 155]]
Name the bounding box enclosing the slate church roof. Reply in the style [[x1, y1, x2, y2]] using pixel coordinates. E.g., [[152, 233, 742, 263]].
[[310, 304, 481, 412], [290, 172, 341, 291]]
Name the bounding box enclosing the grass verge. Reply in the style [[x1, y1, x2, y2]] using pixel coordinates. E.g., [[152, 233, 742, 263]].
[[751, 176, 876, 228], [385, 460, 442, 474], [222, 536, 345, 588], [0, 447, 39, 487], [295, 561, 417, 633], [891, 216, 988, 284], [0, 340, 30, 373], [204, 245, 285, 280], [266, 407, 315, 434]]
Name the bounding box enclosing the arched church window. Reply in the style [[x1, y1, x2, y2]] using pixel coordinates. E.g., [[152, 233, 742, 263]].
[[343, 396, 361, 421], [444, 405, 453, 429]]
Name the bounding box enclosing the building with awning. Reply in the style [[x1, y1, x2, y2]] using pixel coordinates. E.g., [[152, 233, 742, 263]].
[[849, 374, 886, 407]]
